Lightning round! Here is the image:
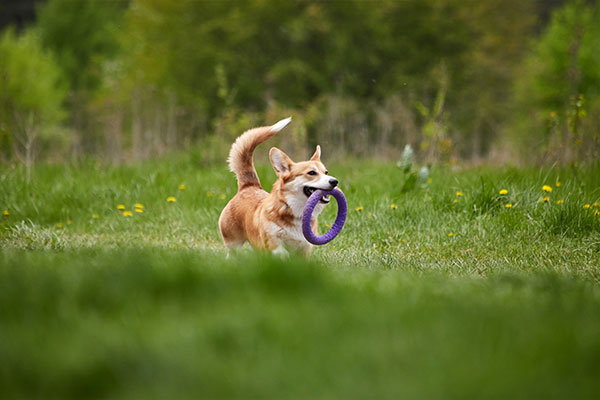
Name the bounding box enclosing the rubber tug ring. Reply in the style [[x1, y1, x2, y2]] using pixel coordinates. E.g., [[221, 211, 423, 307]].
[[302, 187, 347, 245]]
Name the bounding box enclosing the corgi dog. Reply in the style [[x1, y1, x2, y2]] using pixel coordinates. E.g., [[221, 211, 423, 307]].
[[218, 117, 338, 256]]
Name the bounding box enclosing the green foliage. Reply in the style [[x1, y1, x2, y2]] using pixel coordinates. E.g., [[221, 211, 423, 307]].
[[513, 0, 600, 161], [2, 0, 594, 163], [119, 0, 515, 114], [33, 0, 126, 155], [36, 0, 124, 93], [0, 28, 67, 163], [452, 0, 538, 156], [96, 0, 536, 160], [395, 145, 425, 193], [567, 93, 587, 139], [415, 64, 453, 162]]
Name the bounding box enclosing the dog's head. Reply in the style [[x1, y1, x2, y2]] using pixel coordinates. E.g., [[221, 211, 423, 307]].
[[269, 145, 338, 215]]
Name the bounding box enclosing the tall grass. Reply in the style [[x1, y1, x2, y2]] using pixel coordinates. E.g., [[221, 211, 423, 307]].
[[1, 158, 600, 397], [1, 250, 600, 399], [2, 159, 599, 274]]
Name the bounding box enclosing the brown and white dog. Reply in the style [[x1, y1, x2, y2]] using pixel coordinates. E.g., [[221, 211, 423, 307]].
[[218, 117, 338, 256]]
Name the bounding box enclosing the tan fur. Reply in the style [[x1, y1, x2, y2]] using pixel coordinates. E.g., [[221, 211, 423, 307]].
[[227, 126, 278, 191], [219, 118, 338, 256]]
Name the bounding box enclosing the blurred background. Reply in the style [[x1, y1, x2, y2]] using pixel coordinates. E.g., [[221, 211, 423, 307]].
[[1, 0, 599, 168]]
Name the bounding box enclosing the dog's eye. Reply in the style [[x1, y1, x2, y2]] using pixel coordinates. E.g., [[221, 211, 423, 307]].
[[325, 171, 328, 175], [307, 171, 317, 176]]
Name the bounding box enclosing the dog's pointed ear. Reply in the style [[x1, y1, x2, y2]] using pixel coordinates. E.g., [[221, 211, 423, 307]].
[[310, 145, 321, 161], [269, 147, 293, 175]]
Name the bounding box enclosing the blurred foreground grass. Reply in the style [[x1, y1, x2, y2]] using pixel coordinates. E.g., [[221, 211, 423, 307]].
[[1, 250, 600, 399], [1, 158, 600, 398]]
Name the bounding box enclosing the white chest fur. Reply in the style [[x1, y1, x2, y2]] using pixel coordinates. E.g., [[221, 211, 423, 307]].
[[285, 193, 326, 220], [265, 190, 327, 252]]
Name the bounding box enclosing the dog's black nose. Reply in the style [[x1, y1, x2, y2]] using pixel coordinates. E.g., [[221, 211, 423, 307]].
[[329, 178, 338, 187]]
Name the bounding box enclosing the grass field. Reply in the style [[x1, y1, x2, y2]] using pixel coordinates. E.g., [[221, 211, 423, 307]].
[[1, 158, 600, 398]]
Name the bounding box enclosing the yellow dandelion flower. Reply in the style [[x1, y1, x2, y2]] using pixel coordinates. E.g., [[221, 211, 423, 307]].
[[549, 111, 557, 118], [178, 184, 185, 190], [427, 177, 432, 184], [123, 210, 133, 216], [2, 210, 9, 216], [135, 208, 144, 213], [594, 210, 600, 216], [117, 204, 126, 211], [167, 196, 176, 202], [448, 232, 455, 237], [505, 203, 513, 208], [542, 185, 552, 193], [67, 220, 72, 225], [456, 191, 464, 196], [556, 200, 564, 205], [583, 204, 590, 209], [390, 204, 397, 210], [57, 223, 63, 228], [499, 189, 508, 195], [453, 199, 458, 203], [401, 239, 406, 243], [592, 202, 599, 207], [555, 181, 561, 187], [92, 214, 100, 219], [218, 194, 226, 200], [135, 203, 144, 209], [355, 206, 364, 212], [541, 196, 550, 203], [325, 223, 330, 228]]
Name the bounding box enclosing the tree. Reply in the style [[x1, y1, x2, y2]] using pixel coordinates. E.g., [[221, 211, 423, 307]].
[[450, 0, 537, 159], [0, 28, 67, 180], [36, 0, 124, 154], [513, 0, 600, 162]]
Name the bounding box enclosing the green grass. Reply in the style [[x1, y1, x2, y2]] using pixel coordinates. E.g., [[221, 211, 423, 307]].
[[1, 158, 600, 398]]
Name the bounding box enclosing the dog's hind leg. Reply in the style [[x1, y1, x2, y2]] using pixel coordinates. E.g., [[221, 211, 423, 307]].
[[218, 204, 246, 257], [219, 228, 245, 259], [220, 227, 246, 257], [224, 239, 245, 259]]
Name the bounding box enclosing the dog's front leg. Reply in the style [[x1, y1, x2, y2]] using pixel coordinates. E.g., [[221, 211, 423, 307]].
[[272, 244, 289, 258], [303, 244, 313, 258]]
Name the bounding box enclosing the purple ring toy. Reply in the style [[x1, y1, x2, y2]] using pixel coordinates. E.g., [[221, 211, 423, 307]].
[[302, 187, 347, 245]]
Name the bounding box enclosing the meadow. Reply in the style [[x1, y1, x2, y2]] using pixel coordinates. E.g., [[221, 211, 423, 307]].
[[1, 157, 600, 399]]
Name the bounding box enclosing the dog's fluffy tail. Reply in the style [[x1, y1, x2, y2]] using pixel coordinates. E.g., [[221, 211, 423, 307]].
[[228, 117, 292, 191]]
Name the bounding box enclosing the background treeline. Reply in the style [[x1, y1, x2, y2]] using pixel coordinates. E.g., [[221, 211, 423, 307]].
[[1, 0, 599, 167]]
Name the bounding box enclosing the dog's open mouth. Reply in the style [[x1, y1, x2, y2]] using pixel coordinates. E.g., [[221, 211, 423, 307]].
[[303, 186, 330, 204]]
